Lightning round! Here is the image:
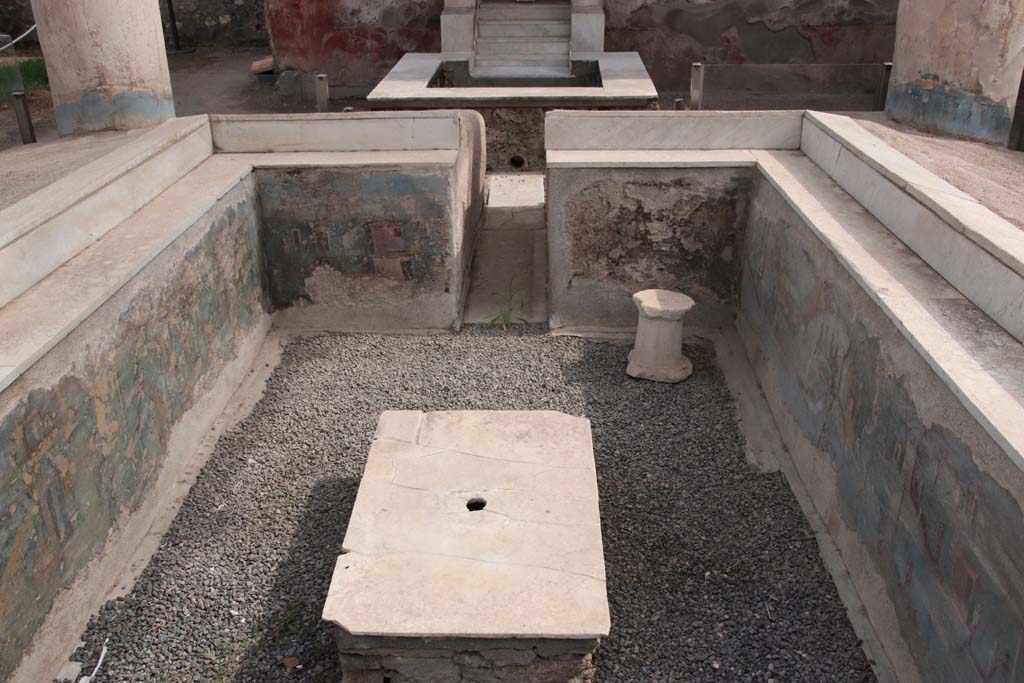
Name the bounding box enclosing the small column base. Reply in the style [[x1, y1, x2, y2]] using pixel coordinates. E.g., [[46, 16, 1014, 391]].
[[627, 289, 696, 384], [627, 350, 693, 383]]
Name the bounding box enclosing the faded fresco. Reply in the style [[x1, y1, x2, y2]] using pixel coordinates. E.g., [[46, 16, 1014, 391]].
[[0, 181, 265, 679]]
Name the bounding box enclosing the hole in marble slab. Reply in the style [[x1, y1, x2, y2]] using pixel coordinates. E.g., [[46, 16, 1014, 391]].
[[509, 155, 526, 170], [466, 497, 487, 512]]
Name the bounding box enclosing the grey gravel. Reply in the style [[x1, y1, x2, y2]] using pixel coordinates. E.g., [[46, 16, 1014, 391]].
[[75, 328, 876, 682]]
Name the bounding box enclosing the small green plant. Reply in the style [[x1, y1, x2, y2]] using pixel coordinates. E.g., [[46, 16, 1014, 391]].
[[0, 57, 48, 100], [488, 280, 527, 331]]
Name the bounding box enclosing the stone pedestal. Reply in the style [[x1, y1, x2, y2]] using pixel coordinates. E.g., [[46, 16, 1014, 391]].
[[323, 410, 610, 683], [627, 289, 696, 383], [30, 0, 174, 135]]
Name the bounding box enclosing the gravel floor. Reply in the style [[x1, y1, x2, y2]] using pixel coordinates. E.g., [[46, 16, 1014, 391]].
[[76, 328, 876, 682]]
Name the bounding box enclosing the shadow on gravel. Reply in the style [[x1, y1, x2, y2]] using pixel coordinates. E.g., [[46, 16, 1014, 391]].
[[558, 339, 876, 683], [233, 476, 356, 683]]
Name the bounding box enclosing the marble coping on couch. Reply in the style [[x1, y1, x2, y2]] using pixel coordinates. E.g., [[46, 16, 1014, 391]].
[[0, 115, 213, 310], [323, 409, 611, 641], [0, 147, 471, 396], [544, 130, 1024, 478], [0, 111, 485, 314], [545, 110, 805, 151], [800, 111, 1024, 344], [208, 111, 475, 153], [366, 52, 658, 108]]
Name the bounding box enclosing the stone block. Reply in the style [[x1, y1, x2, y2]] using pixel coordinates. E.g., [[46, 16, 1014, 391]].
[[324, 410, 609, 682]]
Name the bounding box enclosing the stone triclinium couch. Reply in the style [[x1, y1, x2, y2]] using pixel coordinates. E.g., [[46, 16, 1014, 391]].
[[546, 109, 1024, 683], [0, 110, 485, 680]]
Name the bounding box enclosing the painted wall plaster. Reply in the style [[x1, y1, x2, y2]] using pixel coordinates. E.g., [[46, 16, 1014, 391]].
[[603, 0, 897, 94], [547, 166, 753, 330], [739, 174, 1024, 683], [547, 161, 1024, 679], [266, 0, 442, 91], [256, 167, 463, 329], [0, 179, 266, 679], [263, 0, 896, 93]]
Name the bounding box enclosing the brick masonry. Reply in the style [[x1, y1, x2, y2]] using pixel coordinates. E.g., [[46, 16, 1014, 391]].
[[336, 633, 599, 683]]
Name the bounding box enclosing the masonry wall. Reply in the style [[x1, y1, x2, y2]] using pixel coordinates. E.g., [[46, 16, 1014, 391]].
[[158, 0, 268, 46], [738, 175, 1024, 682], [547, 166, 753, 331], [0, 178, 268, 679], [0, 0, 34, 40], [886, 0, 1024, 144], [603, 0, 897, 96], [266, 0, 442, 90], [264, 0, 896, 94], [257, 166, 463, 330]]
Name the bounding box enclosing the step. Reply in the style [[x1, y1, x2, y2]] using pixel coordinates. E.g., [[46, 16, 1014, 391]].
[[477, 20, 571, 38], [476, 38, 570, 56], [470, 63, 573, 79], [477, 4, 571, 21], [474, 55, 571, 67]]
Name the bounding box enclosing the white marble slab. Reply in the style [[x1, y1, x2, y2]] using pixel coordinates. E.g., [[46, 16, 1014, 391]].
[[545, 110, 804, 150], [209, 112, 463, 153], [547, 149, 757, 168], [323, 410, 611, 640], [0, 116, 213, 309], [366, 52, 657, 105]]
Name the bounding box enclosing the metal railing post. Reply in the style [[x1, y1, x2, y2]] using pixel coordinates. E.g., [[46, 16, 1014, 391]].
[[689, 62, 704, 110], [876, 61, 893, 111], [12, 90, 36, 144], [165, 0, 195, 54], [316, 73, 329, 112]]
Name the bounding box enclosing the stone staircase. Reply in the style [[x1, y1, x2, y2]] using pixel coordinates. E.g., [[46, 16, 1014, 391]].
[[472, 1, 572, 78]]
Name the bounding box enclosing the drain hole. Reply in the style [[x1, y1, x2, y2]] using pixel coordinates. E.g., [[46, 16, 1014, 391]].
[[509, 155, 526, 170], [466, 497, 487, 512]]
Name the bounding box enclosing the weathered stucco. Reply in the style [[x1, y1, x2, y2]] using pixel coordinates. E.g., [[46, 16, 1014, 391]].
[[604, 0, 897, 94], [158, 0, 268, 46], [0, 0, 35, 40], [886, 0, 1024, 144], [264, 0, 896, 95], [547, 166, 753, 330], [739, 174, 1024, 683], [257, 167, 464, 329], [0, 178, 266, 680], [266, 0, 442, 90]]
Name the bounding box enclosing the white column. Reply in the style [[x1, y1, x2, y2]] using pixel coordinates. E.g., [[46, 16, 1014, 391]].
[[571, 0, 604, 53], [30, 0, 174, 135]]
